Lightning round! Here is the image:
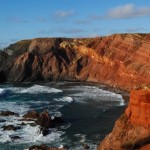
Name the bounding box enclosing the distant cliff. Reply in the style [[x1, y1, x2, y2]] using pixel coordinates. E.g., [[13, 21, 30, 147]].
[[98, 90, 150, 150], [0, 34, 150, 90]]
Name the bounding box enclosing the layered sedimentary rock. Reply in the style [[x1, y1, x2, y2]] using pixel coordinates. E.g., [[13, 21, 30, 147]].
[[98, 90, 150, 150], [0, 34, 150, 89]]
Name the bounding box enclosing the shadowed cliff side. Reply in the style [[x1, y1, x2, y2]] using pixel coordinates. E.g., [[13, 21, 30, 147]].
[[98, 90, 150, 150], [0, 34, 150, 90]]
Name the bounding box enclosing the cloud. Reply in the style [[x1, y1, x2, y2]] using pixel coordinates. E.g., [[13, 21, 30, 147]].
[[54, 9, 75, 19], [107, 4, 150, 19], [90, 4, 150, 20], [6, 16, 28, 23]]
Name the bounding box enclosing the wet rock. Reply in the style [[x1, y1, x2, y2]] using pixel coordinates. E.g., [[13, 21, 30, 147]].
[[23, 110, 39, 119], [35, 111, 63, 136], [20, 122, 26, 126], [35, 111, 52, 136], [82, 144, 90, 149], [41, 128, 50, 136], [28, 144, 66, 150], [10, 135, 21, 140], [19, 118, 35, 122], [0, 111, 19, 116], [0, 119, 6, 122], [36, 111, 63, 128], [2, 125, 21, 131], [36, 111, 52, 128], [28, 123, 36, 127]]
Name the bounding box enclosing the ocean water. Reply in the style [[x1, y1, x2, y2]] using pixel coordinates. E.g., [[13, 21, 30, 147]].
[[0, 82, 128, 150]]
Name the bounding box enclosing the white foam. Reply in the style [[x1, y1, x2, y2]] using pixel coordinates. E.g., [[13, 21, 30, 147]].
[[0, 101, 29, 115], [0, 130, 12, 143], [60, 123, 71, 130], [0, 122, 64, 144], [0, 88, 6, 95], [19, 125, 64, 143], [68, 85, 125, 106], [6, 85, 62, 94], [55, 96, 73, 103]]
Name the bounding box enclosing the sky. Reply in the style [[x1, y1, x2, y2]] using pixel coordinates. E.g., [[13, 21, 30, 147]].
[[0, 0, 150, 48]]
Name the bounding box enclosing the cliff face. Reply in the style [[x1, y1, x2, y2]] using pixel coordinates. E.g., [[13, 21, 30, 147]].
[[98, 90, 150, 150], [0, 34, 150, 89]]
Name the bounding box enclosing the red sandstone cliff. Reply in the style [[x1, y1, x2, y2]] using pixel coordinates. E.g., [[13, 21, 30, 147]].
[[98, 90, 150, 150], [0, 34, 150, 90]]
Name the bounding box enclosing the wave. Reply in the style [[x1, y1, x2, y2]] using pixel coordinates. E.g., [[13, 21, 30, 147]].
[[0, 124, 64, 144], [0, 101, 29, 115], [0, 88, 6, 95], [55, 96, 73, 103], [6, 85, 62, 94], [67, 85, 125, 106]]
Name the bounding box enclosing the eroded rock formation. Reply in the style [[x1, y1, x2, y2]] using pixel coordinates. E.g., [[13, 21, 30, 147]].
[[98, 90, 150, 150], [0, 34, 150, 89]]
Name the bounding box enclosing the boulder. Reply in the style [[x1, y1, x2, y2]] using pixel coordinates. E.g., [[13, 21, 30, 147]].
[[10, 135, 21, 141], [35, 111, 63, 136], [0, 111, 19, 116], [82, 144, 90, 149], [36, 111, 52, 128], [2, 125, 21, 131], [23, 110, 39, 119]]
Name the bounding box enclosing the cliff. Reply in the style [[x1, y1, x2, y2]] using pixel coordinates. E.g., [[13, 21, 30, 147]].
[[0, 34, 150, 90], [98, 90, 150, 150]]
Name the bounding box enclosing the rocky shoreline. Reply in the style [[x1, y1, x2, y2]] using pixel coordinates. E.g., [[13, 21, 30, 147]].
[[0, 110, 65, 150], [0, 34, 150, 149], [98, 90, 150, 150]]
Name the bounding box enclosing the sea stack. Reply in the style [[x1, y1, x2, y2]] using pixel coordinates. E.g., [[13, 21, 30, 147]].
[[98, 90, 150, 150]]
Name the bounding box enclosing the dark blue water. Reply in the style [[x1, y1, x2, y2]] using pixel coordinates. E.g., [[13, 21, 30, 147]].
[[0, 82, 128, 150]]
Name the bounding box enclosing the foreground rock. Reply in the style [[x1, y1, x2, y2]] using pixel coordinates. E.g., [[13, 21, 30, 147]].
[[98, 90, 150, 150], [23, 110, 40, 119], [2, 125, 21, 131], [28, 144, 66, 150], [1, 34, 150, 90], [22, 110, 63, 136], [0, 111, 18, 116], [36, 111, 63, 136]]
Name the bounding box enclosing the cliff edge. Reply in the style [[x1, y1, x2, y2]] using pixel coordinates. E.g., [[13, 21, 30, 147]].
[[0, 34, 150, 90], [98, 90, 150, 150]]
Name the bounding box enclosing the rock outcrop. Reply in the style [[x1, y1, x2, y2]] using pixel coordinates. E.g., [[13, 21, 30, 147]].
[[2, 125, 21, 131], [0, 111, 19, 116], [98, 90, 150, 150], [0, 34, 150, 90]]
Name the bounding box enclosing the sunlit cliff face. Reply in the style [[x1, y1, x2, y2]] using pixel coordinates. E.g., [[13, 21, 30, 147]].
[[0, 34, 150, 90], [98, 90, 150, 150]]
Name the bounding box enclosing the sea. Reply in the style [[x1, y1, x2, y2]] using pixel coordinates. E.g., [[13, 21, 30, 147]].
[[0, 81, 129, 150]]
